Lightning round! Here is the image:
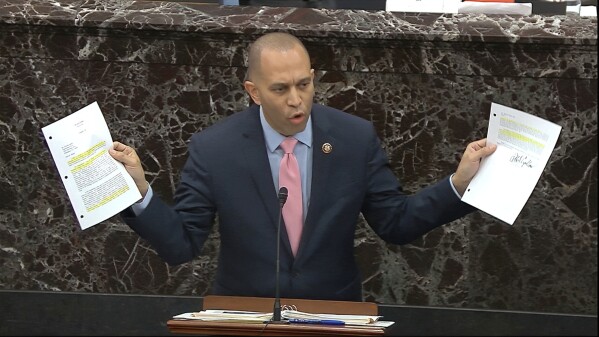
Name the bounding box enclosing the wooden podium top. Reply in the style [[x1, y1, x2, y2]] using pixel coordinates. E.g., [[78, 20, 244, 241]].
[[166, 295, 387, 336], [167, 320, 386, 336]]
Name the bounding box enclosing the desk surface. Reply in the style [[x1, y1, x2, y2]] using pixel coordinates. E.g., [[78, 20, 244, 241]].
[[167, 319, 386, 336], [166, 295, 386, 336]]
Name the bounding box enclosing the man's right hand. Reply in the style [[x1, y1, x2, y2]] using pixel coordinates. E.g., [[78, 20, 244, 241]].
[[109, 141, 148, 198]]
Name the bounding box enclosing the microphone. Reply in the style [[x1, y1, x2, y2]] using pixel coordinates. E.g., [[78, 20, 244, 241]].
[[272, 186, 288, 322]]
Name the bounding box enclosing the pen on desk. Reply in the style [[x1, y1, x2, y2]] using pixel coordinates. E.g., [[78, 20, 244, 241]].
[[287, 318, 345, 325]]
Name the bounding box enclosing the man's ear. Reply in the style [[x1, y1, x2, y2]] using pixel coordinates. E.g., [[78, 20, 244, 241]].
[[244, 80, 261, 105]]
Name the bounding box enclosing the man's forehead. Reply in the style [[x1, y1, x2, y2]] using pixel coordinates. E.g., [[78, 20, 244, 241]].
[[259, 49, 311, 77], [260, 45, 306, 59]]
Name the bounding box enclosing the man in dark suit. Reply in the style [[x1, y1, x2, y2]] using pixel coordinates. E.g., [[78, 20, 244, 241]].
[[109, 32, 496, 301]]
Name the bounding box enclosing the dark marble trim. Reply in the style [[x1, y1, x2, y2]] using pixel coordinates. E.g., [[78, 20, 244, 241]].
[[1, 17, 596, 80], [0, 0, 597, 45]]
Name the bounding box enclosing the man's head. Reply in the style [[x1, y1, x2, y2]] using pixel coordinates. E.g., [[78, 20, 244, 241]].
[[244, 32, 315, 137]]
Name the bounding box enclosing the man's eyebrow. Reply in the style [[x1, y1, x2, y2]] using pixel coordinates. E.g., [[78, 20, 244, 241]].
[[269, 82, 288, 89], [269, 76, 312, 89]]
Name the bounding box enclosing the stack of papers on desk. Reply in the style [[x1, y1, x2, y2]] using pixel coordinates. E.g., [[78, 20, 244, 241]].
[[173, 310, 272, 323], [173, 309, 395, 327], [281, 310, 394, 327], [281, 309, 382, 325]]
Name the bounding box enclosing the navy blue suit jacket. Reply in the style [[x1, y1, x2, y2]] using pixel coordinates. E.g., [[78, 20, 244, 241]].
[[123, 104, 474, 301]]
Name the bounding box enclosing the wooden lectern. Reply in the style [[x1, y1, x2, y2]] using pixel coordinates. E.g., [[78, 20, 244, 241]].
[[167, 295, 387, 336]]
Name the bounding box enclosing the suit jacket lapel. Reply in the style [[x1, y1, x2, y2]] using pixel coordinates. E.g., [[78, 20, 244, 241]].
[[239, 106, 281, 233], [297, 106, 335, 260]]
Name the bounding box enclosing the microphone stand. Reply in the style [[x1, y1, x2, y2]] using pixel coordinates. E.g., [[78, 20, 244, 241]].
[[272, 187, 288, 322]]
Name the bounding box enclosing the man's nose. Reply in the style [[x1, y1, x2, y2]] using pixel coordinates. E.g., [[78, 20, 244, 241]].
[[287, 87, 301, 107]]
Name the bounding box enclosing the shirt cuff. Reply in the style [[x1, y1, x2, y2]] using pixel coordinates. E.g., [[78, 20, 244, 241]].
[[131, 184, 153, 216], [449, 173, 462, 198]]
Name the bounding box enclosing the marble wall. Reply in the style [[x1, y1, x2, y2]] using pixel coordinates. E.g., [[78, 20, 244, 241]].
[[0, 0, 596, 315]]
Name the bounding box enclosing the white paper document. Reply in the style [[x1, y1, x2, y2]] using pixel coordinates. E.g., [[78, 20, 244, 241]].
[[41, 102, 141, 230], [461, 102, 562, 225], [386, 0, 460, 13], [173, 310, 272, 323], [457, 3, 532, 15]]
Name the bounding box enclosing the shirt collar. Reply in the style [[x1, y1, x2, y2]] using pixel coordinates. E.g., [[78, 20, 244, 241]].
[[260, 105, 313, 153]]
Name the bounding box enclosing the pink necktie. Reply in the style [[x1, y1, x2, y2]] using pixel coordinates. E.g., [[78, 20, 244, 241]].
[[279, 137, 303, 257]]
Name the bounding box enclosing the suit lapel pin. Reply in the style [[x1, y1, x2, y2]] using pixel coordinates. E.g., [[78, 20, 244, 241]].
[[322, 143, 332, 154]]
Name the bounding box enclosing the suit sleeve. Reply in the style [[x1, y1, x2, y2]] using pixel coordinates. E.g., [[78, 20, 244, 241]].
[[121, 134, 216, 265], [361, 125, 475, 245]]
